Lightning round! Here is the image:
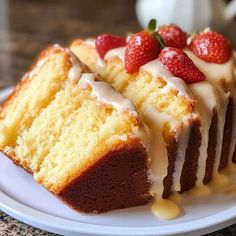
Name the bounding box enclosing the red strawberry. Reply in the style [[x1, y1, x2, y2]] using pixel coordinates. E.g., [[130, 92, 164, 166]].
[[125, 30, 161, 73], [95, 34, 126, 59], [159, 47, 206, 83], [158, 24, 187, 49], [189, 31, 232, 64]]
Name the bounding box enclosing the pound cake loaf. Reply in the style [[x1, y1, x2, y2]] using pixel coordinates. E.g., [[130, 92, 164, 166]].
[[70, 23, 236, 202], [0, 45, 151, 213]]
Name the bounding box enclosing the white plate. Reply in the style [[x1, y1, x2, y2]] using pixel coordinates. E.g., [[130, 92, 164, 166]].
[[1, 87, 236, 236]]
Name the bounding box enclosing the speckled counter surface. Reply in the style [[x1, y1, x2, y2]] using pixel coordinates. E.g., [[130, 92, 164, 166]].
[[0, 0, 236, 235], [1, 209, 236, 236], [0, 211, 56, 236]]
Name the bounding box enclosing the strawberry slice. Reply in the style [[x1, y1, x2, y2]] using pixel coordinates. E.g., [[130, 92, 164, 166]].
[[158, 24, 187, 49], [189, 30, 232, 64], [95, 34, 126, 59], [159, 47, 206, 83]]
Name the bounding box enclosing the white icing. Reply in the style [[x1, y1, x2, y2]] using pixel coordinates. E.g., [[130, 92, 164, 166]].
[[104, 46, 126, 63], [96, 57, 106, 74], [172, 121, 191, 191], [186, 50, 235, 92], [185, 49, 232, 176], [68, 52, 83, 82], [143, 107, 178, 196], [189, 81, 219, 186], [84, 38, 96, 47], [78, 73, 137, 115], [141, 60, 192, 99], [104, 46, 192, 99]]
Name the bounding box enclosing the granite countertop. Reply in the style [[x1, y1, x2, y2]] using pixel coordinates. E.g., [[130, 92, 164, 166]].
[[0, 0, 236, 235]]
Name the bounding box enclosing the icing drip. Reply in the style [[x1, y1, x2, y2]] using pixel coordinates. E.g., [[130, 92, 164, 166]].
[[105, 46, 126, 63], [143, 107, 178, 196], [138, 58, 194, 193], [189, 81, 219, 186], [78, 73, 137, 115], [141, 60, 192, 98], [185, 50, 235, 92], [78, 73, 149, 149], [185, 49, 232, 176], [84, 38, 96, 47], [68, 52, 83, 82], [172, 121, 191, 191]]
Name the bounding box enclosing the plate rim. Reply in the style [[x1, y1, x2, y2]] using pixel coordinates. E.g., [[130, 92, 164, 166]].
[[0, 87, 236, 236], [1, 188, 236, 236]]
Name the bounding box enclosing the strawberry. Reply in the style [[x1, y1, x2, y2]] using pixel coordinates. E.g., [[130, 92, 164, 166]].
[[125, 20, 161, 73], [95, 34, 126, 59], [189, 31, 232, 64], [158, 24, 187, 49], [159, 47, 206, 83]]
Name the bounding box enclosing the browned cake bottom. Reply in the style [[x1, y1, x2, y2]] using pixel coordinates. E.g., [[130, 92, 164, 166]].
[[56, 143, 151, 213]]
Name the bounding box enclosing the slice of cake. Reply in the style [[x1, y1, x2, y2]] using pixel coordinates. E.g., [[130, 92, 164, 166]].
[[70, 24, 236, 202], [0, 45, 151, 213], [70, 39, 203, 198]]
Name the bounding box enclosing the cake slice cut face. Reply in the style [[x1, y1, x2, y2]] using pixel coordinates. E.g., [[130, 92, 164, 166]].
[[0, 45, 150, 213], [0, 46, 72, 170]]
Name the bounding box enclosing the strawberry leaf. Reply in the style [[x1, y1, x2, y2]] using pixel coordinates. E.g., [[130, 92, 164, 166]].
[[148, 19, 157, 33]]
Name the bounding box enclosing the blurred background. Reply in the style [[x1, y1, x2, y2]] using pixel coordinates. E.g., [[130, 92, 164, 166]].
[[0, 0, 235, 89]]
